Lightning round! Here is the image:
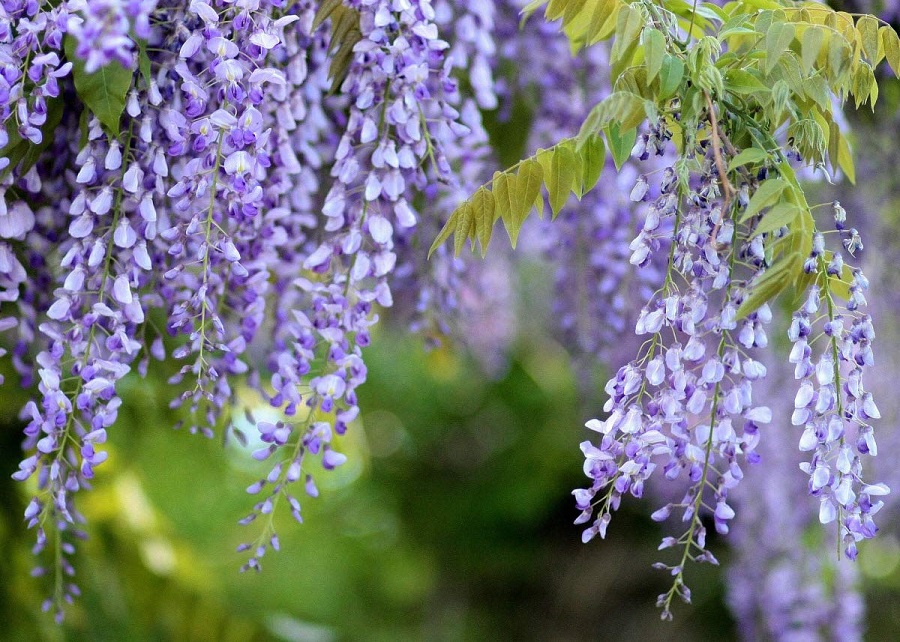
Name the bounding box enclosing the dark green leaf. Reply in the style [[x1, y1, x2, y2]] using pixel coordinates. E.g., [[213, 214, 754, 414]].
[[64, 36, 134, 135]]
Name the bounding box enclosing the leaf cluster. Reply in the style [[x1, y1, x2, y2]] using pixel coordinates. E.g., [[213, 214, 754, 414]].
[[433, 0, 900, 318]]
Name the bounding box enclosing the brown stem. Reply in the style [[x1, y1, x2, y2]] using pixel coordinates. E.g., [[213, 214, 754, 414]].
[[704, 91, 736, 245]]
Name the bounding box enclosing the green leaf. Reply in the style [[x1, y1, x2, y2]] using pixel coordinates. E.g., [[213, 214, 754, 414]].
[[605, 123, 635, 171], [579, 134, 605, 192], [429, 201, 464, 257], [471, 188, 496, 257], [137, 38, 152, 88], [837, 130, 855, 184], [736, 259, 793, 319], [656, 55, 684, 101], [727, 147, 768, 171], [518, 160, 544, 214], [454, 202, 474, 256], [545, 0, 569, 20], [586, 0, 619, 44], [739, 178, 788, 223], [538, 143, 578, 218], [0, 97, 64, 180], [313, 0, 343, 29], [723, 69, 768, 95], [857, 16, 880, 63], [610, 5, 643, 72], [64, 36, 134, 135], [502, 160, 544, 247], [828, 33, 851, 83], [765, 22, 795, 75], [751, 201, 802, 237], [577, 91, 645, 144], [644, 28, 665, 83], [882, 26, 900, 77], [562, 0, 588, 26], [801, 26, 824, 74]]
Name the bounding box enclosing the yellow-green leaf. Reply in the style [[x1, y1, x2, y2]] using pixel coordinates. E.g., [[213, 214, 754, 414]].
[[751, 201, 802, 237], [577, 91, 645, 143], [728, 147, 768, 171], [658, 55, 685, 100], [644, 28, 665, 83], [765, 22, 795, 75], [471, 188, 496, 257], [837, 130, 855, 184], [538, 144, 578, 218], [579, 134, 606, 192], [723, 68, 768, 95], [454, 202, 474, 256], [739, 178, 788, 222], [736, 259, 794, 319], [857, 16, 880, 63], [605, 123, 635, 171], [882, 26, 900, 77], [587, 0, 620, 44], [801, 26, 824, 74], [562, 0, 588, 26]]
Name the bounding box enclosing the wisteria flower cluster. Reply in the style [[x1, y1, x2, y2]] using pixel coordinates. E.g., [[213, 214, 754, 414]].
[[2, 0, 899, 631], [1, 0, 483, 621]]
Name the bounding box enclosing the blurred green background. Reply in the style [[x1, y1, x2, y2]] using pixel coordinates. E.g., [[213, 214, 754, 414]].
[[0, 323, 736, 641]]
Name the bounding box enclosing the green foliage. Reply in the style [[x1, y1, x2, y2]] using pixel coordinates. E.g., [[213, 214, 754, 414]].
[[313, 0, 363, 93], [432, 0, 900, 320], [63, 36, 134, 136], [429, 136, 606, 257], [0, 98, 64, 180]]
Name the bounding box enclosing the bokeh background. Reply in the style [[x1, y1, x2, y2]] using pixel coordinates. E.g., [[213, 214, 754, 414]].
[[5, 7, 900, 642]]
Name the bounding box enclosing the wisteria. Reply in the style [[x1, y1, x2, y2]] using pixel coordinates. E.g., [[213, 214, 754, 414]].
[[1, 0, 898, 631]]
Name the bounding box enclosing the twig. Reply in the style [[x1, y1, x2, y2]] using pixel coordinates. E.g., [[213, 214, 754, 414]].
[[704, 91, 736, 245]]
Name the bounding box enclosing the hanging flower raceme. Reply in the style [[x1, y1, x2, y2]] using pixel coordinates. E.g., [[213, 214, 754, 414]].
[[789, 217, 887, 560], [235, 0, 465, 571], [573, 105, 777, 618]]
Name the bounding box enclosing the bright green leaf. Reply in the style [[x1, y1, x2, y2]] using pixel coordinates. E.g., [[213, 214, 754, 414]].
[[801, 26, 824, 74], [857, 16, 880, 63], [471, 188, 496, 257], [751, 201, 802, 237], [765, 22, 795, 75], [658, 55, 685, 100], [605, 123, 635, 171], [739, 178, 788, 222], [579, 134, 606, 192], [723, 69, 768, 95], [728, 147, 768, 171], [644, 28, 665, 83], [882, 26, 900, 77]]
